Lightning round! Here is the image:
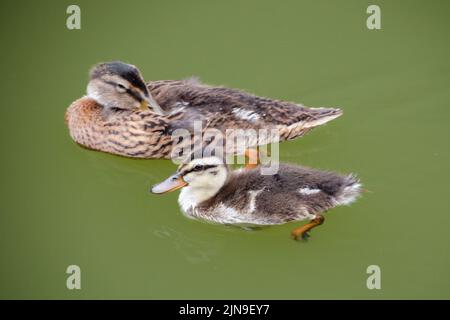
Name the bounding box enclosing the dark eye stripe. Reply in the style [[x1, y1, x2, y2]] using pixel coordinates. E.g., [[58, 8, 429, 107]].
[[180, 164, 217, 176], [105, 81, 143, 102], [127, 88, 144, 102]]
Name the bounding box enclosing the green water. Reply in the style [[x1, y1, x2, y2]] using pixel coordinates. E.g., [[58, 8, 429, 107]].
[[1, 0, 449, 299]]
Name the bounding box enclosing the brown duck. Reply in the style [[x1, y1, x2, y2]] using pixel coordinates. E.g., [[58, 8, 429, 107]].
[[65, 61, 342, 159], [151, 156, 362, 240]]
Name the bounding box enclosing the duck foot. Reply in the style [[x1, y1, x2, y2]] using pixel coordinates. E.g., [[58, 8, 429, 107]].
[[291, 214, 325, 241], [301, 232, 311, 241], [291, 231, 311, 241], [244, 148, 260, 169]]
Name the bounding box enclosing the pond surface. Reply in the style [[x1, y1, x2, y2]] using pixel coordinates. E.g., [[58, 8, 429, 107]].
[[0, 0, 449, 298]]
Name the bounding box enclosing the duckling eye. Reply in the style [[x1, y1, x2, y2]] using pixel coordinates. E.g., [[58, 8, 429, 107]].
[[116, 83, 127, 93]]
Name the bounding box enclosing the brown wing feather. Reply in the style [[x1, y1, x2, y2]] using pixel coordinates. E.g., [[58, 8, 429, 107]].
[[147, 78, 342, 140]]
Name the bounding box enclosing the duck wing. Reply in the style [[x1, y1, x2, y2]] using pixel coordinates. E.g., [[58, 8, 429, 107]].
[[147, 78, 342, 141]]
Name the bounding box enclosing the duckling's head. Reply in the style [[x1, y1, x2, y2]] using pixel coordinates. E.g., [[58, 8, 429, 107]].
[[87, 61, 165, 115], [151, 156, 228, 196]]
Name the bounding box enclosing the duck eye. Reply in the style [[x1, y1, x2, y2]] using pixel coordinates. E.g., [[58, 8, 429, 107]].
[[116, 83, 127, 93], [193, 165, 203, 172]]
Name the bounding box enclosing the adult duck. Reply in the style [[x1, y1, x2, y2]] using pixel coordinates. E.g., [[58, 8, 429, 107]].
[[65, 61, 342, 159]]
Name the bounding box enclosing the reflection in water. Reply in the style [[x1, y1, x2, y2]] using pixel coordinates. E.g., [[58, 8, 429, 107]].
[[84, 152, 169, 187], [153, 226, 218, 264]]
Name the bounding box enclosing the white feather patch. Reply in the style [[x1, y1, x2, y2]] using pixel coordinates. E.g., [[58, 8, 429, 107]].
[[247, 188, 264, 213], [298, 188, 321, 195], [232, 108, 261, 122], [169, 101, 189, 115]]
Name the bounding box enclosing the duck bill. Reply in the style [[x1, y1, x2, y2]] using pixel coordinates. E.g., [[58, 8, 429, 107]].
[[142, 94, 165, 115], [151, 174, 187, 194], [140, 100, 150, 111]]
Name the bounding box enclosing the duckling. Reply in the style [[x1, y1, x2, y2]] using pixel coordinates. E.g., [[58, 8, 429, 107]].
[[66, 61, 343, 159], [151, 156, 362, 240]]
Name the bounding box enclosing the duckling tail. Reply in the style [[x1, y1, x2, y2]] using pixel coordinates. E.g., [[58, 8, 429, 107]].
[[335, 174, 362, 206]]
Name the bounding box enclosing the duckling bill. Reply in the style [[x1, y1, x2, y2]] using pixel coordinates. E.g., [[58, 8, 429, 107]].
[[151, 157, 362, 240]]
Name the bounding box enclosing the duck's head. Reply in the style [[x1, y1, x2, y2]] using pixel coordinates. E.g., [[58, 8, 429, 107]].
[[87, 61, 165, 115], [151, 156, 229, 195]]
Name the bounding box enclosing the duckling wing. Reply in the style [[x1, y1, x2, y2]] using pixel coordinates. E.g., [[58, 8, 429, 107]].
[[147, 78, 342, 142], [224, 165, 361, 222]]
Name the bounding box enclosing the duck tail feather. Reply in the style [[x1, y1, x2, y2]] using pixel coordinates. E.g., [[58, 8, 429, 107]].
[[277, 107, 342, 140], [302, 107, 343, 128]]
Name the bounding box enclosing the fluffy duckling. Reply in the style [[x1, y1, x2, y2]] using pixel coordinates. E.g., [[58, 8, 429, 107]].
[[151, 156, 362, 240]]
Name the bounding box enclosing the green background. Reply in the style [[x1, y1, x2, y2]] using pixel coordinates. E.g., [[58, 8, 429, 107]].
[[1, 0, 449, 299]]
